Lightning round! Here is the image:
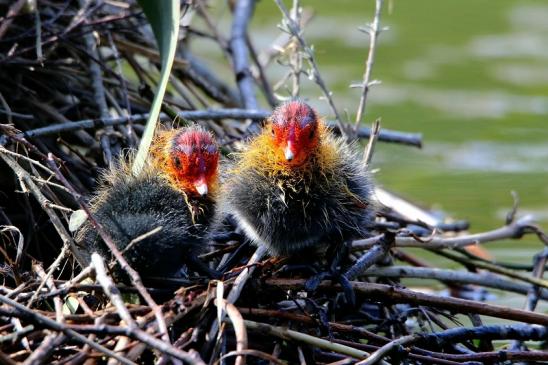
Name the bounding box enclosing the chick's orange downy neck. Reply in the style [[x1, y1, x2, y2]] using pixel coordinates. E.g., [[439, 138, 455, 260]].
[[152, 127, 219, 198], [237, 119, 338, 180]]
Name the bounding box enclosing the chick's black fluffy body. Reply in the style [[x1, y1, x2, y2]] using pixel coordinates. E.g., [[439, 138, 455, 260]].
[[77, 163, 214, 279], [222, 133, 375, 256]]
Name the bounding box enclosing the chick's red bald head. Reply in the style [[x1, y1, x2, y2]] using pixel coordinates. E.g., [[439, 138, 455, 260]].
[[169, 127, 219, 197], [270, 101, 320, 166]]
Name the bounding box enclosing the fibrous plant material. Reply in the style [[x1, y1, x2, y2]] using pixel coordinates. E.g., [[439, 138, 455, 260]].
[[0, 1, 546, 365]]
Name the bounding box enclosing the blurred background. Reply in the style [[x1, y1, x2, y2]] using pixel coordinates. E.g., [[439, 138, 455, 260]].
[[194, 0, 548, 266]]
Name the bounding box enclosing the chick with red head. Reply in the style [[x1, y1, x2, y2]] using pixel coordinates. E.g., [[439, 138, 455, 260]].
[[151, 127, 219, 199], [220, 101, 375, 256], [77, 126, 219, 280]]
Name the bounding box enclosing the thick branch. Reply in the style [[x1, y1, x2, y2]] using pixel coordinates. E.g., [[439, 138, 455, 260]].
[[353, 215, 536, 250], [363, 266, 548, 298], [9, 110, 422, 147], [266, 279, 548, 325], [230, 0, 258, 112], [360, 324, 547, 365], [79, 0, 115, 165], [344, 232, 393, 280], [417, 324, 547, 346]]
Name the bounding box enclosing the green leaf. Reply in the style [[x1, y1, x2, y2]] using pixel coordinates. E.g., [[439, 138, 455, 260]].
[[132, 1, 182, 176]]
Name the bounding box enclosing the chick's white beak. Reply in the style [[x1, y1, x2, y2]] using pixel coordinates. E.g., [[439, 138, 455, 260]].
[[194, 180, 208, 196], [284, 141, 295, 161]]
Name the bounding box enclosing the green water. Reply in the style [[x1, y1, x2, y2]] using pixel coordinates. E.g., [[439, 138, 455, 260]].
[[195, 1, 548, 269]]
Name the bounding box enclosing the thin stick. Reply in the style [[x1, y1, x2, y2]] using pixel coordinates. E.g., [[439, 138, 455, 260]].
[[60, 266, 94, 290], [119, 226, 163, 257], [220, 349, 285, 365], [273, 0, 347, 137], [91, 253, 136, 327], [91, 254, 204, 364], [237, 307, 387, 343], [289, 0, 302, 98], [227, 246, 267, 304], [363, 119, 381, 168], [23, 334, 66, 365], [1, 302, 206, 364], [353, 215, 537, 250], [527, 246, 548, 310], [357, 334, 415, 365], [0, 146, 58, 176], [216, 300, 247, 365], [242, 320, 391, 364], [0, 154, 86, 308], [246, 34, 277, 108], [208, 246, 267, 340], [0, 325, 34, 344], [24, 265, 63, 365], [0, 0, 26, 39], [417, 324, 547, 345], [513, 246, 548, 350], [416, 350, 548, 363], [34, 4, 43, 62], [353, 0, 384, 133], [33, 264, 64, 323], [432, 249, 548, 288]]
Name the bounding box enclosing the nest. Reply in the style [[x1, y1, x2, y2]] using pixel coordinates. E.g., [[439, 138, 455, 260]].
[[0, 1, 547, 364]]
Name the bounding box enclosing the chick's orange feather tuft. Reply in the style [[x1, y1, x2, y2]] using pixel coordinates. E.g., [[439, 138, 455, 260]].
[[234, 121, 337, 180]]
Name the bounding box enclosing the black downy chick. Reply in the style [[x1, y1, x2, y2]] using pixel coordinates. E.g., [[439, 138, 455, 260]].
[[77, 126, 220, 280], [219, 100, 376, 258]]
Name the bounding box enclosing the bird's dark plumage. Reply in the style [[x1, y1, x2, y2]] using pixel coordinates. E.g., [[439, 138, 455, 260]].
[[77, 161, 215, 279], [78, 125, 220, 280]]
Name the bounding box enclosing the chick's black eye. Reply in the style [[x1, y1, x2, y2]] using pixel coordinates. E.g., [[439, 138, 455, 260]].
[[309, 128, 315, 139], [174, 157, 181, 167], [271, 128, 275, 136]]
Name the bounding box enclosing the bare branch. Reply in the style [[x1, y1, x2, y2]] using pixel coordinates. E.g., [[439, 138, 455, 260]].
[[7, 110, 422, 147], [353, 215, 537, 250], [231, 0, 259, 130], [267, 278, 548, 325], [363, 118, 381, 168], [273, 0, 347, 137], [354, 0, 384, 133]]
